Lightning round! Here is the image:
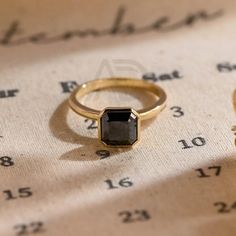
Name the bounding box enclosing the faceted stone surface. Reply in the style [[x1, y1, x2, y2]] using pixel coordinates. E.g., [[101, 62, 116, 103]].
[[100, 108, 138, 146]]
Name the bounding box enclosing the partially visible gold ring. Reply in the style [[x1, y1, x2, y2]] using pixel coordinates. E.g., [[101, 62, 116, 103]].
[[69, 77, 167, 147]]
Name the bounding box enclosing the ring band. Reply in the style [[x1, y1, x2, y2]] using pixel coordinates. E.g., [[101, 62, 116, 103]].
[[69, 77, 167, 147]]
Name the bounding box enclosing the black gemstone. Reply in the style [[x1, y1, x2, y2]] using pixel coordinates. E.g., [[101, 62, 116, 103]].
[[100, 108, 138, 146]]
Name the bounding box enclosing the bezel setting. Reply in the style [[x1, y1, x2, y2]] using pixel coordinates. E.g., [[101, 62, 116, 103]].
[[98, 107, 140, 147]]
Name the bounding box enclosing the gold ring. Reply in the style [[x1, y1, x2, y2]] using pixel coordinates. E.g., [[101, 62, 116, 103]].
[[69, 77, 167, 147]]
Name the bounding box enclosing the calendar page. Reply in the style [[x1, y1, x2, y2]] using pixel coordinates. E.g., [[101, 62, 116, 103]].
[[0, 0, 236, 235]]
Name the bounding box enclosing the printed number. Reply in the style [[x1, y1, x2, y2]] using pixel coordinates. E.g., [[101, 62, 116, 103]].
[[105, 177, 133, 189], [96, 150, 110, 159], [178, 137, 206, 149], [0, 156, 14, 167], [214, 202, 236, 213], [170, 106, 184, 117], [119, 210, 151, 223], [14, 221, 44, 235], [84, 119, 98, 129], [195, 166, 221, 178], [3, 187, 33, 200]]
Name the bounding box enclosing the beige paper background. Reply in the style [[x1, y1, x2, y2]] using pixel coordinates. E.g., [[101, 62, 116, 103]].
[[0, 0, 236, 235]]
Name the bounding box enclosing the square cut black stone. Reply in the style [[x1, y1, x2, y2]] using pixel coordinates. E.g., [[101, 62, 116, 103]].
[[100, 108, 138, 146]]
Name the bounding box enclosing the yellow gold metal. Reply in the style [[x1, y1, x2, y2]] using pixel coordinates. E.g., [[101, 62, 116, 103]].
[[68, 77, 167, 147], [69, 77, 167, 121]]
